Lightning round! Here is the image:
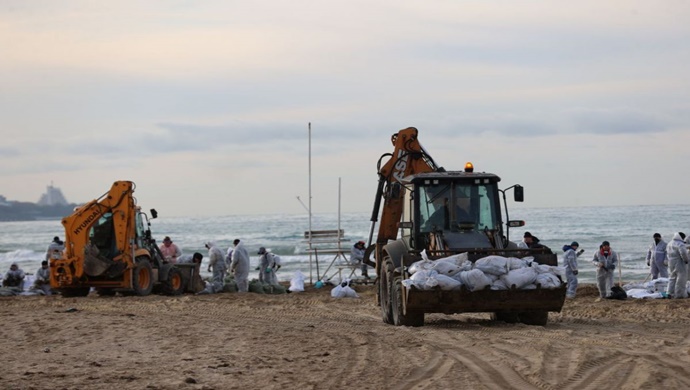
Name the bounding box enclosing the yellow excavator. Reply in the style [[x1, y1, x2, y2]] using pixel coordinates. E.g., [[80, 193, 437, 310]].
[[365, 128, 566, 326], [50, 181, 202, 297]]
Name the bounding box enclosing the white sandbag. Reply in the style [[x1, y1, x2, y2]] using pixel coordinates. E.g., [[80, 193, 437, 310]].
[[652, 278, 669, 292], [432, 260, 463, 276], [474, 255, 509, 275], [434, 252, 469, 265], [535, 273, 561, 289], [532, 263, 552, 274], [409, 259, 434, 274], [501, 267, 538, 289], [342, 285, 359, 298], [522, 284, 537, 290], [459, 269, 492, 292], [410, 269, 438, 283], [486, 273, 499, 282], [491, 279, 509, 290], [432, 274, 463, 290], [331, 284, 346, 298], [549, 266, 565, 277], [402, 279, 416, 288], [289, 270, 305, 292], [627, 288, 663, 299], [507, 257, 528, 270], [424, 276, 439, 289], [407, 269, 439, 290]]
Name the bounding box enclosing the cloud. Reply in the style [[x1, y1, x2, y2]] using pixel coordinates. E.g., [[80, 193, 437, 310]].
[[568, 108, 668, 135]]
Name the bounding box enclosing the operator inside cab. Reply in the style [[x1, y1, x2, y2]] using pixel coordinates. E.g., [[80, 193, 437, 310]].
[[420, 184, 475, 232]]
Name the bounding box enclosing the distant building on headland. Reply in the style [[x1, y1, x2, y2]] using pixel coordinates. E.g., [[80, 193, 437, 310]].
[[37, 183, 69, 206], [0, 183, 80, 221]]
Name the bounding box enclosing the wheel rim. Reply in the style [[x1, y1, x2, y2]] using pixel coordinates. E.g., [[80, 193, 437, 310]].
[[171, 274, 182, 290], [138, 268, 151, 289]]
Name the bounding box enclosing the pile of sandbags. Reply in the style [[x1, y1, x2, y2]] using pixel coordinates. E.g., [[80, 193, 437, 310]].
[[402, 251, 564, 292], [331, 280, 359, 298], [623, 278, 671, 299]]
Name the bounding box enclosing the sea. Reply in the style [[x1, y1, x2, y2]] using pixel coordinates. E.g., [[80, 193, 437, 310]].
[[1, 204, 688, 287]]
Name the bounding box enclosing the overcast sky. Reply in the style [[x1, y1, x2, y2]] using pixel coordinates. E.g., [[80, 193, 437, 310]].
[[1, 1, 689, 217]]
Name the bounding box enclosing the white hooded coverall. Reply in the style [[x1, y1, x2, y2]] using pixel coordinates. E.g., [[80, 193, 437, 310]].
[[206, 241, 226, 293], [231, 240, 250, 293], [592, 249, 618, 298], [666, 233, 689, 299]]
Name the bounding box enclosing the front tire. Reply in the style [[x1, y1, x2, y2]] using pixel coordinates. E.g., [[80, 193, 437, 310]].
[[132, 258, 154, 296], [391, 276, 424, 327], [162, 267, 185, 295], [379, 258, 394, 324]]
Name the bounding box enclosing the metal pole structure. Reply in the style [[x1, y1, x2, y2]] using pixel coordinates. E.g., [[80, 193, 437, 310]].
[[337, 177, 342, 255], [308, 123, 313, 285]]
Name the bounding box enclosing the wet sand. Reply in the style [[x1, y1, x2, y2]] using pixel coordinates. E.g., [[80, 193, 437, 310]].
[[1, 284, 689, 390]]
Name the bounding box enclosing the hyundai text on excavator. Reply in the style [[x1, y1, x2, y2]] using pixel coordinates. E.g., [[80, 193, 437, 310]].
[[364, 128, 566, 326], [50, 181, 202, 297]]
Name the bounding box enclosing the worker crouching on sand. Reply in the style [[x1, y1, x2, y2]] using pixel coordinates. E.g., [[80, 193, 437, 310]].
[[666, 232, 689, 299], [231, 239, 250, 293], [592, 241, 618, 298], [32, 261, 52, 295], [199, 241, 226, 294], [3, 263, 25, 290]]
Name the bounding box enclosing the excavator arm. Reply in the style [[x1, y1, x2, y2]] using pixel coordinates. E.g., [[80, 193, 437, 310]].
[[366, 127, 441, 268], [52, 181, 137, 286]]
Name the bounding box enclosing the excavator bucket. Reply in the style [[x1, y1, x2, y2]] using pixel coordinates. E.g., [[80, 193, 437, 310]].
[[82, 243, 113, 277]]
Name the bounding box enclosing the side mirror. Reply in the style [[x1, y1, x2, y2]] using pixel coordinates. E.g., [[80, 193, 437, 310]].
[[513, 185, 524, 202], [150, 209, 158, 219], [508, 220, 525, 227]]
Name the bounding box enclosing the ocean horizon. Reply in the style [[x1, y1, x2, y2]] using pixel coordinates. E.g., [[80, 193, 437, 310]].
[[1, 204, 689, 286]]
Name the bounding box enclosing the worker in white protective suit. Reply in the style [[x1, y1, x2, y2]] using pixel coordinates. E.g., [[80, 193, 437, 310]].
[[562, 242, 583, 299], [257, 247, 282, 286], [45, 236, 65, 261], [231, 239, 250, 293], [3, 263, 25, 289], [33, 260, 52, 295], [225, 245, 234, 269], [204, 241, 226, 293], [666, 232, 689, 299], [350, 240, 370, 278], [592, 241, 618, 298], [646, 233, 668, 279]]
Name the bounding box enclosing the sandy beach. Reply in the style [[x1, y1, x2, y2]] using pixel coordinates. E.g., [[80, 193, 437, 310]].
[[1, 284, 689, 390]]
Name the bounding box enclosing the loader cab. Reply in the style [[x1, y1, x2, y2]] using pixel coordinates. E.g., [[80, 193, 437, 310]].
[[402, 171, 505, 251], [89, 213, 117, 259], [135, 210, 146, 248]]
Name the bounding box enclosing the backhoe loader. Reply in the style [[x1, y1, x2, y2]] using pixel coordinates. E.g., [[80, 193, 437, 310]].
[[50, 181, 202, 296], [365, 128, 566, 326]]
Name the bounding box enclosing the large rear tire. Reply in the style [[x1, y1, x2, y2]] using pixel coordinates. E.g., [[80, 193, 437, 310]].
[[519, 311, 548, 326], [162, 267, 185, 296], [391, 276, 424, 327], [132, 258, 154, 296]]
